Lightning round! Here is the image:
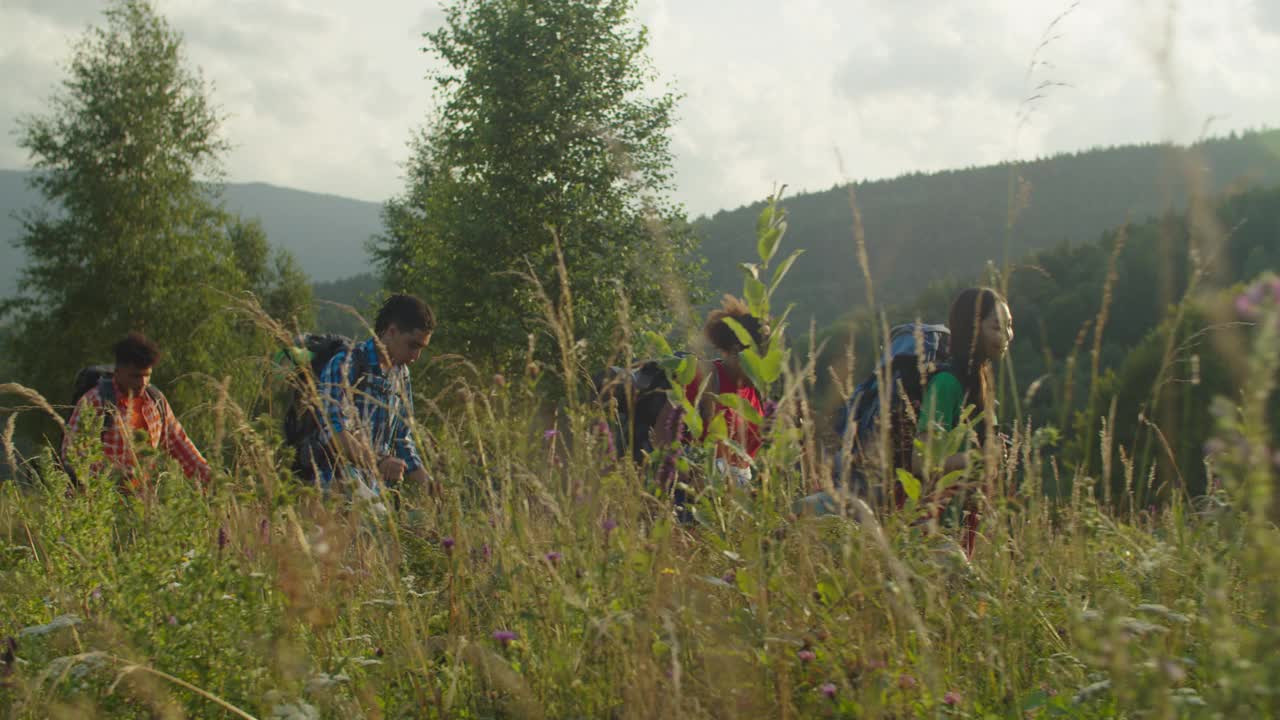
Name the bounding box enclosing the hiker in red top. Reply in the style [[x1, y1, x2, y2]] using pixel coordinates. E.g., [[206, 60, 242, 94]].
[[681, 296, 771, 477], [62, 332, 211, 490]]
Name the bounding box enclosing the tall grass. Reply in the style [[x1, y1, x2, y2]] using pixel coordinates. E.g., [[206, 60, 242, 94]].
[[1, 209, 1278, 718]]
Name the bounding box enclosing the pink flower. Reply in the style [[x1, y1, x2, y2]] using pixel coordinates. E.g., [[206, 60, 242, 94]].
[[442, 537, 455, 553], [545, 551, 562, 564], [820, 682, 837, 699], [602, 517, 617, 536], [492, 630, 517, 646], [944, 690, 961, 706], [543, 428, 559, 441], [898, 673, 917, 690], [798, 649, 816, 662]]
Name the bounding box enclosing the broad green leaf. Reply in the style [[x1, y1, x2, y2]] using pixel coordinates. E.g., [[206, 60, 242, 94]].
[[676, 394, 703, 439], [721, 316, 756, 349], [738, 349, 768, 391], [675, 355, 697, 386], [643, 330, 672, 357], [769, 248, 805, 293], [757, 226, 782, 266], [705, 414, 728, 444], [716, 393, 765, 426], [755, 205, 774, 236], [896, 468, 922, 502], [739, 262, 760, 280], [757, 335, 786, 384], [744, 277, 769, 319]]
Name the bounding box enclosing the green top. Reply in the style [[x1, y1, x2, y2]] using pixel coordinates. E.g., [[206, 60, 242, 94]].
[[917, 370, 965, 434]]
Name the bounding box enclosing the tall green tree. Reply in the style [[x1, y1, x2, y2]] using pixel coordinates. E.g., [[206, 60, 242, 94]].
[[1, 0, 308, 434], [373, 0, 703, 373]]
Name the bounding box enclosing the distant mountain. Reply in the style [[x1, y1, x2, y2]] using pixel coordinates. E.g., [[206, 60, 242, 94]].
[[5, 130, 1279, 327], [0, 170, 383, 297], [695, 129, 1280, 326]]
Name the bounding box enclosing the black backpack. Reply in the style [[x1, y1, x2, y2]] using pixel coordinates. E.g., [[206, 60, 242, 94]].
[[594, 352, 689, 463], [279, 334, 370, 483]]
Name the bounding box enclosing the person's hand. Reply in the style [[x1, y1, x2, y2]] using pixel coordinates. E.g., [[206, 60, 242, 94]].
[[378, 456, 407, 484]]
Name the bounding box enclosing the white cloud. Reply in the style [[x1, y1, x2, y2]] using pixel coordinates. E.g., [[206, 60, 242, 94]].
[[1, 0, 1277, 216]]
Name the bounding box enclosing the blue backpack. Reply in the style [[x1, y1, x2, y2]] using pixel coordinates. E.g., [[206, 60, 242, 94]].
[[834, 323, 951, 492]]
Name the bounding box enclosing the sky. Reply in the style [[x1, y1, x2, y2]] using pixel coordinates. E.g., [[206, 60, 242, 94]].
[[1, 0, 1277, 217]]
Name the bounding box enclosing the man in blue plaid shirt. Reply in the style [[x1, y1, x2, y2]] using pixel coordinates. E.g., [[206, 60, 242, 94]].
[[319, 294, 435, 496]]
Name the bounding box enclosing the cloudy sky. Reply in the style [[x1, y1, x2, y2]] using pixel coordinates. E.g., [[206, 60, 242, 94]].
[[1, 0, 1277, 216]]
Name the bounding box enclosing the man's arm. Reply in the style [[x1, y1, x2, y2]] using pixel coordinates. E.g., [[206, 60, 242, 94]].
[[159, 397, 211, 484]]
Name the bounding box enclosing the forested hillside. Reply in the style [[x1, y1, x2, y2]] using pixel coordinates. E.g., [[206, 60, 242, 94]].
[[699, 130, 1280, 327]]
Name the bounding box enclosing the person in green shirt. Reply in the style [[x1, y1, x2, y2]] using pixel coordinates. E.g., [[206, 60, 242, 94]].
[[913, 287, 1013, 555]]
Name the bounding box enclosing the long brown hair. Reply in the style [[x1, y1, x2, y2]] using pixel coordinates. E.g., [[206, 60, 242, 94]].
[[946, 287, 1004, 421]]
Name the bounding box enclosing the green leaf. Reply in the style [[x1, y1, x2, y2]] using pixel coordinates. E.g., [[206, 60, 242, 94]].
[[705, 414, 728, 444], [721, 317, 755, 349], [674, 355, 697, 386], [744, 277, 769, 319], [739, 262, 760, 281], [676, 394, 703, 439], [644, 330, 673, 358], [755, 205, 774, 237], [896, 468, 922, 502], [716, 393, 765, 426], [769, 249, 805, 293], [757, 335, 786, 384], [757, 226, 782, 266]]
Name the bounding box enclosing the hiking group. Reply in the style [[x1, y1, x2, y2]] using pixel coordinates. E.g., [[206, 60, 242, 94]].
[[60, 286, 1013, 554]]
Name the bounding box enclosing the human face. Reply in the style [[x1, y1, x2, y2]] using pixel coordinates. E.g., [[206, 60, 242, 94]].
[[980, 301, 1013, 362], [114, 364, 153, 398], [382, 326, 432, 367]]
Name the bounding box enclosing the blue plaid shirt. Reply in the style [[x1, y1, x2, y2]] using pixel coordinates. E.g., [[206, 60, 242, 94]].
[[319, 338, 424, 488]]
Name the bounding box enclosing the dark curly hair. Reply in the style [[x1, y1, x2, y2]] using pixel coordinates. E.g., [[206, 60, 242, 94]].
[[703, 295, 769, 354], [112, 332, 161, 369]]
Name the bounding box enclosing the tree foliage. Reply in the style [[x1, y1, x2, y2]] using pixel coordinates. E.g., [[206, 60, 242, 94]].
[[372, 0, 703, 372], [1, 0, 310, 434]]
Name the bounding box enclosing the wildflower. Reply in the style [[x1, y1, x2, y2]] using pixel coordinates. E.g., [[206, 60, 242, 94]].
[[898, 673, 917, 690], [90, 586, 102, 602], [167, 615, 178, 626], [481, 543, 491, 561], [543, 428, 559, 441], [944, 690, 961, 706], [442, 537, 455, 553], [492, 630, 517, 646], [798, 649, 816, 662], [721, 569, 736, 585], [545, 551, 562, 564], [820, 682, 837, 699], [217, 526, 229, 551], [602, 517, 617, 537]]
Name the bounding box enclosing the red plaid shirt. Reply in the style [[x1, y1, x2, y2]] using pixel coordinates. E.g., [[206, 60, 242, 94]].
[[62, 381, 210, 486]]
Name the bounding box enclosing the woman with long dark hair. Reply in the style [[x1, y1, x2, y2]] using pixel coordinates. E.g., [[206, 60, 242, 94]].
[[913, 287, 1013, 554]]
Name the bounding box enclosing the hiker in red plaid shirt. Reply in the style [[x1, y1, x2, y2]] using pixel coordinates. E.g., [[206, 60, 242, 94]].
[[62, 333, 210, 489]]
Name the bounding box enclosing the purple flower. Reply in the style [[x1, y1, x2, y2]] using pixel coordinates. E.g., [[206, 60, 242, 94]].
[[90, 586, 103, 601], [442, 536, 455, 553], [944, 690, 961, 706], [492, 630, 517, 646], [602, 517, 617, 536], [217, 526, 229, 551], [543, 428, 559, 441], [798, 649, 816, 662], [721, 569, 736, 585], [898, 673, 917, 690], [482, 543, 491, 561], [167, 615, 178, 626], [545, 551, 562, 564], [820, 682, 837, 699]]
